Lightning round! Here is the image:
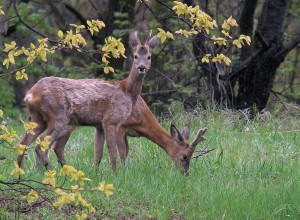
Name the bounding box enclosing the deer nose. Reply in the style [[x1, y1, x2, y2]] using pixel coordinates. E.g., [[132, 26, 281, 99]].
[[137, 65, 146, 73]]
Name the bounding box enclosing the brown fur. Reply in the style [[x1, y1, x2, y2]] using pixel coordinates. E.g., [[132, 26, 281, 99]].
[[18, 32, 158, 171], [53, 96, 207, 173]]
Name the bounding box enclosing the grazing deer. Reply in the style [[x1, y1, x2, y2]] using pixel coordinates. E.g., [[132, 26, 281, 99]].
[[52, 96, 207, 173], [18, 32, 158, 171]]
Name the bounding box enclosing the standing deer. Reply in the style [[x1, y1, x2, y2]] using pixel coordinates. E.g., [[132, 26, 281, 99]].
[[52, 96, 207, 173], [18, 32, 158, 171]]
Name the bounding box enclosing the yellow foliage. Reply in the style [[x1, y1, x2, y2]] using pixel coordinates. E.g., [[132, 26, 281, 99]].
[[212, 54, 231, 66], [201, 54, 211, 63], [36, 135, 51, 152], [16, 69, 28, 80], [0, 128, 18, 143], [75, 212, 88, 220], [97, 181, 114, 197], [71, 171, 92, 185], [0, 109, 3, 118], [22, 121, 37, 135], [211, 35, 227, 46], [60, 165, 77, 176], [14, 144, 28, 156], [172, 1, 191, 16], [0, 6, 5, 15], [57, 30, 64, 38], [10, 161, 25, 178], [157, 28, 174, 43], [87, 20, 105, 36], [0, 125, 7, 131], [43, 170, 56, 187], [23, 189, 39, 204]]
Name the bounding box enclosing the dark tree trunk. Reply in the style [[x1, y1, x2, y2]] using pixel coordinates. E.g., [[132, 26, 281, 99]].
[[236, 0, 289, 111]]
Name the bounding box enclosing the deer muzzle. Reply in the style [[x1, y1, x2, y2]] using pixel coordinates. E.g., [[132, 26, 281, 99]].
[[137, 65, 147, 74]]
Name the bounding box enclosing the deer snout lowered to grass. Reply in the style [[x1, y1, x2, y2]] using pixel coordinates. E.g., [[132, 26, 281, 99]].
[[18, 31, 158, 172]]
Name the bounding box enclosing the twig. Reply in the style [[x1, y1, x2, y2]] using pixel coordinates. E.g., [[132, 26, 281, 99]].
[[192, 147, 215, 159]]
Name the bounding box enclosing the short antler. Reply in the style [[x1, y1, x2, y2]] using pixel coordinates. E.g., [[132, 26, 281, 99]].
[[191, 128, 207, 148]]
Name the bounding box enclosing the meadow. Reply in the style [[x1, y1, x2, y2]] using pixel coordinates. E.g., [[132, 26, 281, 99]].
[[0, 107, 299, 219]]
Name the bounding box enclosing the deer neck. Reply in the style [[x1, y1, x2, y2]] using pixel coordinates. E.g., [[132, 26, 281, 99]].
[[136, 115, 178, 157], [123, 67, 145, 104]]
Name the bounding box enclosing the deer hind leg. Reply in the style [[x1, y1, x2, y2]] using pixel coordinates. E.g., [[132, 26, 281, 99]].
[[18, 111, 46, 169], [103, 124, 118, 172], [35, 118, 69, 171], [94, 126, 105, 167], [52, 126, 76, 167], [116, 129, 128, 167]]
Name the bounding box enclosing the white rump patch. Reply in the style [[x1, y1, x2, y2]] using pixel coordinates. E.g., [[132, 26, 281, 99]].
[[24, 93, 34, 104]]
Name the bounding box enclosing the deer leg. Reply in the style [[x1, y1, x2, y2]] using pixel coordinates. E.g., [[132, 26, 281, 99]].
[[125, 135, 129, 157], [52, 126, 76, 166], [103, 124, 118, 172], [35, 118, 68, 171], [116, 129, 127, 167], [18, 111, 46, 169], [53, 133, 70, 167], [94, 126, 105, 167]]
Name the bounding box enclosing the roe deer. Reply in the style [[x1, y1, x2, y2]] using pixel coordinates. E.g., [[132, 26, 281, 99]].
[[52, 96, 207, 173], [18, 32, 158, 171]]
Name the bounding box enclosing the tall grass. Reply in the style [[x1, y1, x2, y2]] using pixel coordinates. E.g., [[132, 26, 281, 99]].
[[1, 108, 299, 219]]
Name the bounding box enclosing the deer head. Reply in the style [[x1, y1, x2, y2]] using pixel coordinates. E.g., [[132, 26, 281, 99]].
[[129, 31, 157, 75], [169, 124, 207, 174]]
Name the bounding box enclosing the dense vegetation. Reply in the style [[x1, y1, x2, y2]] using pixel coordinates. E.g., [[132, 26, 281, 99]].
[[1, 108, 300, 219], [0, 0, 300, 219]]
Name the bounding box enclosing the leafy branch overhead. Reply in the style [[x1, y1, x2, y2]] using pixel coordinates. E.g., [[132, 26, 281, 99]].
[[2, 19, 126, 79], [155, 1, 251, 67]]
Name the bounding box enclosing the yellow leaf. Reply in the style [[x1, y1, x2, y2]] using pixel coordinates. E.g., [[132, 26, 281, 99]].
[[10, 161, 25, 178], [0, 109, 3, 118], [227, 16, 238, 27], [201, 54, 211, 63], [8, 52, 15, 64], [23, 189, 39, 204], [166, 31, 175, 40], [36, 135, 51, 152], [60, 165, 77, 176], [3, 59, 9, 69], [14, 144, 28, 156], [86, 20, 92, 27], [221, 30, 232, 39], [0, 125, 7, 131], [43, 170, 56, 187], [16, 69, 28, 81], [75, 212, 88, 220], [0, 7, 5, 16], [30, 43, 36, 49], [233, 39, 242, 48], [58, 30, 63, 38], [97, 181, 114, 197], [3, 41, 16, 52]]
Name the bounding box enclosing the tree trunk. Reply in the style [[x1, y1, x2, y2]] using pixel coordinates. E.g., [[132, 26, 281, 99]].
[[236, 0, 289, 111]]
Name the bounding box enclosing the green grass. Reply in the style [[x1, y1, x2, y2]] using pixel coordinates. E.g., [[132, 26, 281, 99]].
[[1, 109, 300, 219]]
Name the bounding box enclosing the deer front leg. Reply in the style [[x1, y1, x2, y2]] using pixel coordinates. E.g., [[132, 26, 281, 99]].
[[116, 128, 128, 167], [103, 124, 118, 172], [94, 126, 105, 167]]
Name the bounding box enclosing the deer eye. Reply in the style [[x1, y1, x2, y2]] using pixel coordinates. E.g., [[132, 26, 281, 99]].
[[148, 56, 151, 60], [134, 55, 138, 59], [182, 155, 188, 161]]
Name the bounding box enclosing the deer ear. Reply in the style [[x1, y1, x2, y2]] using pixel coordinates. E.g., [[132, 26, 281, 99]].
[[146, 35, 158, 50], [191, 128, 207, 148], [180, 125, 190, 140], [129, 31, 141, 50], [170, 124, 184, 142]]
